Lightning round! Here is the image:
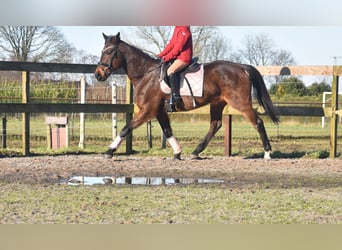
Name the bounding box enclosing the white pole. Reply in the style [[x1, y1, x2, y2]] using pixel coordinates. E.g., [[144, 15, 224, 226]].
[[322, 92, 329, 128], [111, 81, 117, 140], [79, 77, 86, 148]]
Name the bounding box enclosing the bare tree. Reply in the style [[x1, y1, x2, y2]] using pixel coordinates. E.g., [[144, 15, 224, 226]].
[[204, 34, 233, 62], [72, 48, 99, 64], [134, 26, 172, 54], [233, 33, 296, 66], [0, 26, 74, 63], [133, 26, 232, 62], [192, 26, 215, 60], [271, 49, 296, 66]]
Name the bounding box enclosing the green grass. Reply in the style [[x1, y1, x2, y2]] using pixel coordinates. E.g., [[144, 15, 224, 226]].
[[2, 114, 331, 139], [1, 183, 341, 224], [0, 114, 340, 158]]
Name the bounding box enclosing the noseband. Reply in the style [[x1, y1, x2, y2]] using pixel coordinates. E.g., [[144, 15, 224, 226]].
[[97, 45, 120, 73]]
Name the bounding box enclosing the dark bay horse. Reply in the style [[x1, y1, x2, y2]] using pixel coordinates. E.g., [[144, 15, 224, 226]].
[[95, 32, 279, 159]]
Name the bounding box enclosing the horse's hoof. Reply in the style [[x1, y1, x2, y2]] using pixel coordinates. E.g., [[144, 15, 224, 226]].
[[191, 154, 202, 160], [173, 153, 183, 160], [104, 148, 114, 159], [104, 153, 112, 159]]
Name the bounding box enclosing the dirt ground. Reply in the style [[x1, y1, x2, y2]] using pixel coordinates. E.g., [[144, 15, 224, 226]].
[[1, 154, 342, 188]]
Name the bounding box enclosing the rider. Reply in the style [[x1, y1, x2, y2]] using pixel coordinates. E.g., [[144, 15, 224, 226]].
[[157, 26, 193, 112]]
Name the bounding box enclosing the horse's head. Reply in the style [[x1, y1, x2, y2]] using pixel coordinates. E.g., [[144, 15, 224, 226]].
[[95, 32, 124, 81]]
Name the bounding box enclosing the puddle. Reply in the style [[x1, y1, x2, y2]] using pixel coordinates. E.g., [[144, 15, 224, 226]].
[[66, 176, 225, 186]]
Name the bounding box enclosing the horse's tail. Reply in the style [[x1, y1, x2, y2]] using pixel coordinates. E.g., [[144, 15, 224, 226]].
[[244, 64, 280, 124]]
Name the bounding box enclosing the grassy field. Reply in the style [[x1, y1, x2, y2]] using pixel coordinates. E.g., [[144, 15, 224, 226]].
[[1, 183, 341, 224], [1, 114, 342, 224], [0, 113, 339, 158]]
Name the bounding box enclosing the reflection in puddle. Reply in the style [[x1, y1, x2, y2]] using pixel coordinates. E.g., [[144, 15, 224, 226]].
[[66, 176, 225, 186]]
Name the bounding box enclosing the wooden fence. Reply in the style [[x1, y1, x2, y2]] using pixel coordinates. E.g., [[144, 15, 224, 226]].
[[0, 61, 133, 155], [0, 62, 341, 157], [254, 65, 342, 158]]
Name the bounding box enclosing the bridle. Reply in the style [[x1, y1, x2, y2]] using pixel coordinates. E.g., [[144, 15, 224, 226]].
[[97, 45, 120, 73]]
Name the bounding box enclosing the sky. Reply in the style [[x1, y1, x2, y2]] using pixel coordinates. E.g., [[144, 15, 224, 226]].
[[2, 0, 342, 67], [58, 26, 342, 66], [2, 0, 342, 85]]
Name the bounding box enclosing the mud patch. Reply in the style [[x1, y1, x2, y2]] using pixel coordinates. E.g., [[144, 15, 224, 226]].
[[66, 176, 225, 186]]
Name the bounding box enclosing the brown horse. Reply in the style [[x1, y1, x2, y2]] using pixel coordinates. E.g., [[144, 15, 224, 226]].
[[95, 32, 279, 160]]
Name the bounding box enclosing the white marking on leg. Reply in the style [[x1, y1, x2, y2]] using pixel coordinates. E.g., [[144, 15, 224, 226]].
[[167, 136, 182, 154], [109, 136, 123, 150], [264, 151, 271, 159]]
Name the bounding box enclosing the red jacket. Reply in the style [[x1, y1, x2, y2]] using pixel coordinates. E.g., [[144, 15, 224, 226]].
[[158, 26, 193, 64]]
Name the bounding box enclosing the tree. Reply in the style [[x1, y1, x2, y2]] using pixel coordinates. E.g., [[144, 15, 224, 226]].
[[271, 49, 296, 66], [229, 33, 296, 89], [276, 84, 285, 99], [270, 77, 306, 97], [307, 81, 331, 96], [0, 26, 74, 62], [202, 33, 232, 62], [133, 26, 233, 62], [191, 26, 232, 62], [133, 26, 172, 54], [232, 33, 296, 66], [71, 48, 99, 64]]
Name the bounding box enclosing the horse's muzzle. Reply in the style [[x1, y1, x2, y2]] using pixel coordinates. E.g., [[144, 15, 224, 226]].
[[94, 71, 103, 81], [94, 66, 109, 81]]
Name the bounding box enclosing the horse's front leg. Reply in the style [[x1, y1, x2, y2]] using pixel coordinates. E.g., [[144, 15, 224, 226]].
[[156, 112, 182, 160], [104, 110, 149, 159]]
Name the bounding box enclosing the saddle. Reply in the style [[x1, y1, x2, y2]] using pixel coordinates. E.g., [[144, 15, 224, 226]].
[[160, 57, 201, 87]]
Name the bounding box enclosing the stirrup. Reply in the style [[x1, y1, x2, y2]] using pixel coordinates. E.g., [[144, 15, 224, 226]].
[[167, 102, 176, 112], [167, 95, 181, 112]]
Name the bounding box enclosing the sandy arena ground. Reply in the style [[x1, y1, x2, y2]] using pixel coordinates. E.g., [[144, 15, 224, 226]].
[[1, 154, 342, 188]]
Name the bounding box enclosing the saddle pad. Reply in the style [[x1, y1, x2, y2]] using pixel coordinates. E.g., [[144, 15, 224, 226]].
[[160, 64, 204, 97]]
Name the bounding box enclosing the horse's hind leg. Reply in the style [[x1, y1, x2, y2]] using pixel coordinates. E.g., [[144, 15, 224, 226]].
[[241, 109, 272, 159], [192, 101, 226, 159]]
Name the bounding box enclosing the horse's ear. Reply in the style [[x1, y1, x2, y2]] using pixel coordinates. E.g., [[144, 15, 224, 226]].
[[102, 33, 108, 40], [116, 32, 121, 40]]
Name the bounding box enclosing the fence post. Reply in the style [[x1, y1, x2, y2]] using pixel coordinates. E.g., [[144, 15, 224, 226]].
[[125, 77, 133, 154], [22, 71, 30, 156], [111, 82, 117, 140], [2, 115, 6, 149], [78, 77, 86, 149], [224, 115, 232, 157], [330, 68, 339, 158]]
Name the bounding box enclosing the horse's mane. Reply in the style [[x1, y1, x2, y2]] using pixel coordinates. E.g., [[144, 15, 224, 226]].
[[121, 40, 159, 63]]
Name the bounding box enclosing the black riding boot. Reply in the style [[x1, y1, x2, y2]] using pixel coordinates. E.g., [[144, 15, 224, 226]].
[[168, 73, 181, 112]]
